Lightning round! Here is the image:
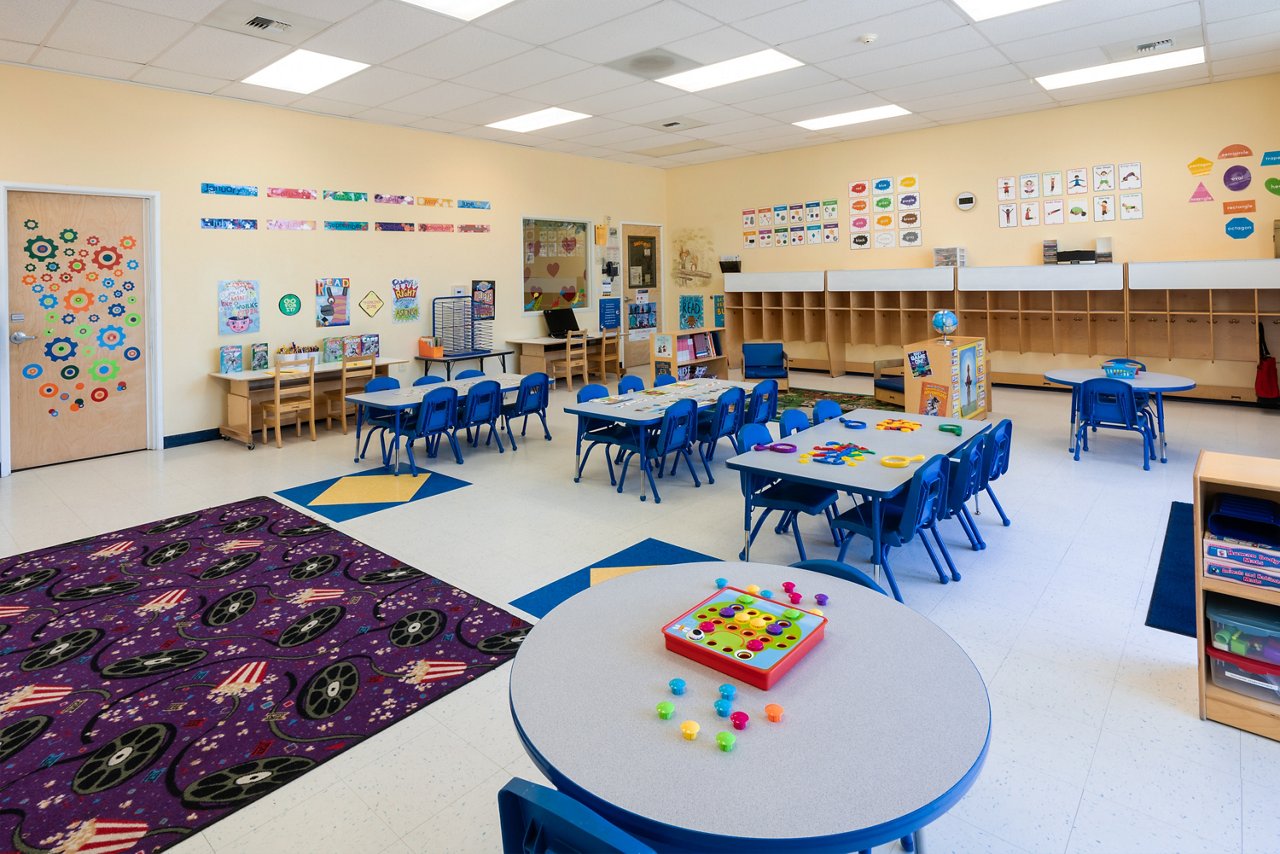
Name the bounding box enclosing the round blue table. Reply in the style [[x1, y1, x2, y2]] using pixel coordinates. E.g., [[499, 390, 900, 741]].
[[1043, 368, 1195, 463]]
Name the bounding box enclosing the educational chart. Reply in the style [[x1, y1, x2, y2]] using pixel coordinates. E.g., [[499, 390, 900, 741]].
[[471, 279, 495, 320], [391, 278, 419, 323], [848, 175, 921, 250], [740, 198, 839, 249], [216, 279, 260, 336], [995, 161, 1141, 228], [1183, 141, 1278, 240], [315, 277, 350, 328]]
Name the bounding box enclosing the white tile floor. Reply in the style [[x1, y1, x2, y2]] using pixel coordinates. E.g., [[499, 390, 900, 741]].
[[3, 374, 1278, 854]]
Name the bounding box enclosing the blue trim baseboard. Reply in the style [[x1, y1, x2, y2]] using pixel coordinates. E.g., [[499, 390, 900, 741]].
[[164, 429, 221, 449]]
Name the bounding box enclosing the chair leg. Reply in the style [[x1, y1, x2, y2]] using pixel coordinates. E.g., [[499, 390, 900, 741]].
[[790, 514, 807, 562], [930, 525, 962, 582], [836, 529, 854, 562], [699, 442, 715, 485], [960, 505, 986, 550], [880, 549, 904, 603], [309, 408, 316, 442], [918, 528, 951, 584], [985, 485, 1011, 526], [616, 451, 635, 493], [644, 455, 661, 504], [505, 416, 518, 451], [447, 430, 464, 464], [539, 411, 552, 441], [681, 449, 701, 487]]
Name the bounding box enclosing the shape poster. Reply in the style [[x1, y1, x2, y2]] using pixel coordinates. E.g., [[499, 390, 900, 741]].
[[805, 224, 821, 244], [758, 207, 774, 226], [217, 279, 260, 336], [392, 278, 419, 324], [742, 209, 756, 228], [472, 279, 495, 320], [822, 199, 838, 220], [822, 222, 840, 243], [315, 277, 351, 327], [743, 231, 758, 249], [1119, 193, 1144, 220], [805, 201, 821, 222]]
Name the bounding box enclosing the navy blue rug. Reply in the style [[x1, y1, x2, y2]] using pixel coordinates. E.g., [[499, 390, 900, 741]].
[[1144, 501, 1195, 638]]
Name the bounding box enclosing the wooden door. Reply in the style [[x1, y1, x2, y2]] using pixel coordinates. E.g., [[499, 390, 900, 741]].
[[7, 191, 148, 469], [621, 223, 661, 369]]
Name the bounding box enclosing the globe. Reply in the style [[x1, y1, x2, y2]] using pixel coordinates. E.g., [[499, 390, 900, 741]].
[[932, 309, 959, 344]]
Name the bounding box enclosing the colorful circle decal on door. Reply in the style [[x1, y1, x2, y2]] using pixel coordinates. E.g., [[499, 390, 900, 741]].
[[38, 295, 57, 309], [278, 294, 301, 316], [59, 228, 78, 243], [119, 236, 136, 249], [23, 219, 38, 230], [38, 383, 59, 398], [44, 338, 77, 361], [90, 388, 108, 402], [91, 247, 120, 269], [124, 313, 141, 327], [96, 325, 125, 350], [59, 365, 79, 380], [64, 288, 94, 312], [89, 359, 120, 382], [123, 346, 141, 362], [21, 364, 42, 380], [24, 236, 58, 261]]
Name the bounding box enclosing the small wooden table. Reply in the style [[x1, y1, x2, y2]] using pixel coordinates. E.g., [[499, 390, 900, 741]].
[[415, 349, 514, 380], [509, 562, 990, 853], [209, 357, 407, 449]]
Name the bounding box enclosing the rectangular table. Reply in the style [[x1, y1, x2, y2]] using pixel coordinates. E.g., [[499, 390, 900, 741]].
[[415, 349, 514, 380], [726, 409, 989, 574], [563, 378, 756, 502], [345, 372, 525, 473]]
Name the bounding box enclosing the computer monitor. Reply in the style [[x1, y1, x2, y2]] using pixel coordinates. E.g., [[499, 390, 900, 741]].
[[543, 307, 580, 338]]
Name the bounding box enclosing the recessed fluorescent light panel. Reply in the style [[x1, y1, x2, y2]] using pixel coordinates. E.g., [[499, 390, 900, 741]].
[[487, 107, 592, 133], [656, 49, 803, 93], [243, 49, 368, 94], [954, 0, 1063, 22], [1036, 46, 1205, 91], [794, 104, 910, 131], [399, 0, 518, 21]]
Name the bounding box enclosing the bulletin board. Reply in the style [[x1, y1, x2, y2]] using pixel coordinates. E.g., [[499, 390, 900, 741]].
[[522, 218, 590, 312]]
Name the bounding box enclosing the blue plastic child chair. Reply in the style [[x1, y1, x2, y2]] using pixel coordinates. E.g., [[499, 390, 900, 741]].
[[574, 384, 630, 485], [358, 376, 401, 464], [941, 434, 987, 556], [497, 778, 655, 854], [744, 379, 779, 425], [616, 398, 700, 503], [1074, 377, 1154, 470], [979, 418, 1013, 526], [694, 386, 745, 482], [398, 385, 463, 471], [736, 423, 841, 562], [778, 408, 809, 438], [618, 375, 644, 394], [654, 373, 677, 387], [413, 374, 444, 386], [455, 369, 485, 379], [812, 399, 841, 425], [502, 372, 552, 450], [458, 379, 505, 453]]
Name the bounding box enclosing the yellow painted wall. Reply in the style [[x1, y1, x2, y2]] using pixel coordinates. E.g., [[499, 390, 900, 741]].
[[0, 65, 665, 435]]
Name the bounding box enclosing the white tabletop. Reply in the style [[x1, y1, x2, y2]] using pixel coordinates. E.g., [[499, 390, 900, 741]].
[[509, 562, 990, 851], [1042, 368, 1196, 392], [564, 378, 756, 425], [727, 408, 988, 498], [345, 373, 525, 408], [210, 356, 407, 381]]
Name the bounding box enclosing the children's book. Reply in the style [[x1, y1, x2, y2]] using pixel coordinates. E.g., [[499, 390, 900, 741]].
[[219, 345, 243, 373], [323, 337, 344, 362], [676, 337, 694, 363], [919, 381, 950, 417], [361, 333, 380, 357], [250, 342, 269, 371], [692, 333, 710, 359], [343, 336, 361, 357]]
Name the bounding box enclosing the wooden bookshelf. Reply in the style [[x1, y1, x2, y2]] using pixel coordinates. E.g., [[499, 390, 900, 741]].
[[1193, 451, 1280, 741], [652, 326, 727, 381]]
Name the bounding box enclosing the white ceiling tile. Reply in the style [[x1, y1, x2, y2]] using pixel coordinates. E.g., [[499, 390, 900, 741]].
[[681, 114, 787, 139], [613, 131, 698, 152], [385, 26, 532, 79], [153, 26, 291, 79], [436, 93, 548, 124], [918, 92, 1057, 123], [896, 79, 1044, 113], [31, 46, 142, 80], [735, 0, 931, 45], [813, 27, 990, 78], [559, 81, 672, 115], [662, 146, 745, 166], [451, 48, 588, 94], [313, 66, 435, 107], [547, 1, 720, 64], [1208, 8, 1280, 43], [975, 0, 1188, 42], [1210, 52, 1280, 78], [103, 0, 224, 21], [603, 94, 722, 125], [509, 66, 640, 105], [290, 94, 367, 117], [382, 80, 506, 115], [1013, 48, 1110, 79], [780, 2, 970, 65], [767, 93, 890, 124], [728, 79, 866, 116], [352, 106, 426, 125], [0, 39, 38, 63], [454, 125, 526, 143], [680, 104, 755, 123], [47, 0, 194, 64], [131, 65, 229, 93], [698, 65, 838, 106], [1204, 0, 1280, 21], [477, 0, 658, 45], [216, 81, 303, 106], [999, 3, 1203, 63], [530, 138, 590, 154], [683, 0, 805, 24], [0, 0, 73, 45], [1209, 31, 1280, 60], [252, 0, 375, 24], [300, 0, 462, 65], [663, 26, 772, 64], [855, 48, 1010, 92], [408, 116, 474, 133], [573, 125, 661, 147], [532, 116, 626, 140]]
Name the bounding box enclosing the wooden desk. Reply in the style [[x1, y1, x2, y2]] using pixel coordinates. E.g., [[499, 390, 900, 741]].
[[510, 335, 603, 375], [209, 357, 407, 448]]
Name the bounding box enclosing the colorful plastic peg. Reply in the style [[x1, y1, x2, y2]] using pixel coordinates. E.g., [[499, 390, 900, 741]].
[[656, 701, 675, 720], [736, 594, 756, 605], [749, 617, 767, 629], [669, 678, 686, 696], [815, 593, 829, 606], [714, 577, 728, 589], [810, 608, 823, 616], [766, 623, 784, 636], [714, 699, 732, 717], [760, 589, 774, 599], [680, 720, 700, 741], [716, 731, 736, 752], [719, 684, 736, 701], [745, 584, 761, 594], [699, 621, 716, 632], [764, 703, 784, 723], [746, 639, 765, 652], [788, 592, 803, 605], [729, 711, 749, 731], [719, 606, 736, 618], [782, 582, 796, 593], [782, 609, 802, 621]]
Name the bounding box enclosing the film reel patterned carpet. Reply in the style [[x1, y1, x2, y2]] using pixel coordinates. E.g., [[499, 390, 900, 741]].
[[0, 496, 529, 853]]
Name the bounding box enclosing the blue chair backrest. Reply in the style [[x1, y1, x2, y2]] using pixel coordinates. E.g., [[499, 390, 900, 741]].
[[365, 376, 399, 393], [456, 369, 485, 379], [463, 379, 501, 423], [654, 373, 677, 387], [983, 418, 1013, 484], [790, 559, 888, 598], [745, 379, 778, 424], [742, 342, 784, 369], [413, 374, 444, 387], [578, 383, 608, 404], [654, 398, 697, 455], [513, 372, 549, 415], [415, 385, 457, 433], [709, 387, 746, 441], [1080, 377, 1140, 427], [498, 778, 655, 854], [618, 375, 644, 394], [778, 408, 808, 438], [894, 455, 948, 543], [736, 423, 776, 498], [812, 399, 841, 425], [947, 434, 986, 508]]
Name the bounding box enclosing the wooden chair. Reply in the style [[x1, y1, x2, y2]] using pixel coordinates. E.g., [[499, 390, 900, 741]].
[[551, 330, 589, 391], [321, 355, 376, 434], [261, 354, 317, 448], [591, 327, 622, 383]]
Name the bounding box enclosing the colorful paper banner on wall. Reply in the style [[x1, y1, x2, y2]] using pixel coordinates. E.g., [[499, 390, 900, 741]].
[[201, 183, 257, 196]]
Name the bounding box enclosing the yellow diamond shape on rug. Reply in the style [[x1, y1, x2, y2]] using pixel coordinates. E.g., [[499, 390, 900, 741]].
[[589, 565, 652, 585], [310, 474, 428, 506]]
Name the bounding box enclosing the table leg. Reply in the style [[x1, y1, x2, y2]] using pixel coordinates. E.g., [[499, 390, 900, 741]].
[[1067, 386, 1078, 453], [742, 483, 754, 561], [353, 404, 363, 462], [1155, 391, 1168, 463], [446, 363, 453, 381], [573, 430, 582, 483], [391, 410, 403, 475], [870, 496, 883, 584], [500, 353, 507, 372], [638, 426, 649, 502]]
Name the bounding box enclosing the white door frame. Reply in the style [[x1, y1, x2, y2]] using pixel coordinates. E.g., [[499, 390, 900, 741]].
[[0, 182, 164, 477]]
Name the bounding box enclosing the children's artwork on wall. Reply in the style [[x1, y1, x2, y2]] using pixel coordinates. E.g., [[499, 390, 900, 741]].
[[315, 277, 350, 327], [201, 218, 257, 230], [472, 280, 495, 319], [1092, 164, 1114, 192], [1120, 193, 1144, 220], [324, 190, 367, 202], [679, 295, 705, 329], [1066, 168, 1087, 194], [324, 221, 369, 231], [374, 222, 414, 231], [1067, 202, 1089, 222], [1019, 173, 1039, 199], [1118, 162, 1142, 189], [374, 194, 414, 205], [419, 223, 454, 232], [920, 381, 949, 417], [459, 224, 491, 233], [1093, 195, 1115, 222], [202, 182, 257, 196], [267, 187, 318, 200], [1020, 201, 1040, 227], [251, 342, 269, 371], [523, 218, 589, 312], [359, 290, 384, 318], [996, 176, 1015, 201], [217, 279, 260, 336], [458, 199, 491, 209], [1042, 171, 1062, 196], [266, 219, 315, 230], [418, 197, 453, 207], [1043, 199, 1065, 225], [998, 203, 1017, 228]]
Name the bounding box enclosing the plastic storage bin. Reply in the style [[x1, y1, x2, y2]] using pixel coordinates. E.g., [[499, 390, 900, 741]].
[[1206, 597, 1280, 666], [1207, 647, 1280, 705]]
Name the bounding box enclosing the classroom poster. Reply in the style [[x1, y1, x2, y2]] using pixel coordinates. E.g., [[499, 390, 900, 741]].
[[998, 204, 1017, 228], [1119, 193, 1144, 220], [678, 295, 704, 329], [996, 177, 1015, 201], [359, 290, 384, 318], [472, 279, 495, 319], [217, 279, 260, 335], [1067, 202, 1089, 222], [957, 343, 980, 418], [1019, 173, 1040, 198], [1020, 202, 1040, 227], [919, 382, 949, 417], [1043, 199, 1065, 225], [1066, 168, 1087, 194], [1118, 162, 1142, 189], [392, 278, 419, 323], [1093, 195, 1115, 222], [315, 277, 350, 328], [1092, 164, 1115, 192], [1042, 171, 1062, 196]]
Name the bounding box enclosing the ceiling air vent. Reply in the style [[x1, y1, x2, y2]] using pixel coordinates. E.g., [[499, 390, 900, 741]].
[[1136, 38, 1174, 53], [640, 116, 708, 133], [244, 16, 292, 33], [604, 49, 700, 80], [204, 2, 327, 45]]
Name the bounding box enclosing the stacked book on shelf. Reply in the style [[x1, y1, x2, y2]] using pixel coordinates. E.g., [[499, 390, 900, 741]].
[[1204, 494, 1280, 592]]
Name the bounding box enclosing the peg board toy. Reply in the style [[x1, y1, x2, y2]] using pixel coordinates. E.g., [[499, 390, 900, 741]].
[[662, 587, 826, 689]]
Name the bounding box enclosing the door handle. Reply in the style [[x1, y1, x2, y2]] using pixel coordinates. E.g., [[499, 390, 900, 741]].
[[9, 332, 37, 344]]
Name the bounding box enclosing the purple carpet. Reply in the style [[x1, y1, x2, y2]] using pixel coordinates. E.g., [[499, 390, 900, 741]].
[[0, 496, 528, 853]]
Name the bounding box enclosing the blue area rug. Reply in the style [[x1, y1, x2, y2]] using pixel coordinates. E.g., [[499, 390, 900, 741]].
[[1145, 501, 1195, 638], [276, 465, 469, 523], [512, 538, 720, 619]]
